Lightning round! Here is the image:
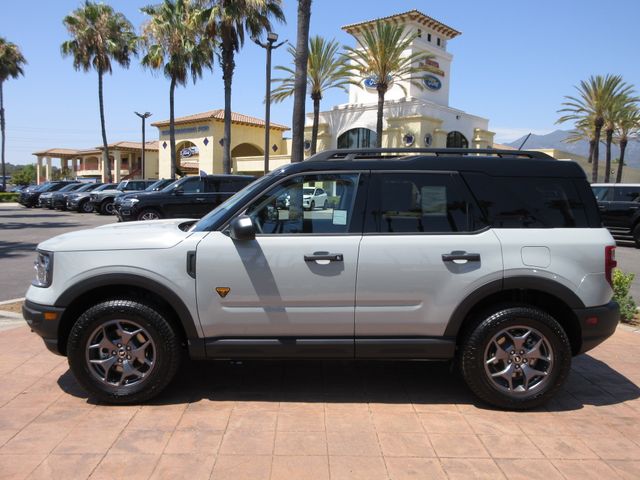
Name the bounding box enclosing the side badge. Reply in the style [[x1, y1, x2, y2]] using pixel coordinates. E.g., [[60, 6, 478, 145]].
[[215, 287, 231, 298]]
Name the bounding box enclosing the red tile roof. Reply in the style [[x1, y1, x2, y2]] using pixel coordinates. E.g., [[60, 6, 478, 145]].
[[342, 10, 461, 39], [151, 109, 290, 131]]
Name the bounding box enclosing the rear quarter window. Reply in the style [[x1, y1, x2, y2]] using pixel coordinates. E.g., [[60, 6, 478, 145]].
[[463, 173, 590, 228]]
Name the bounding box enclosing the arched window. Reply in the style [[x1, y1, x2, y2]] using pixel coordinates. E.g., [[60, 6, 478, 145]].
[[446, 131, 468, 148], [337, 128, 377, 149]]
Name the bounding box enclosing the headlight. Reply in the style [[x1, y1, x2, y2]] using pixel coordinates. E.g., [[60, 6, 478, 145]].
[[124, 198, 139, 205], [32, 251, 53, 288]]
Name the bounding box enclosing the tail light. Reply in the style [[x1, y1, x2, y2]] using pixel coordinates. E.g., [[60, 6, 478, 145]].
[[605, 245, 617, 288]]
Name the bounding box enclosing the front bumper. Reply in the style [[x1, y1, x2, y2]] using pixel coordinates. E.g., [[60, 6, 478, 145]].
[[115, 204, 139, 222], [22, 300, 66, 355], [574, 300, 620, 354]]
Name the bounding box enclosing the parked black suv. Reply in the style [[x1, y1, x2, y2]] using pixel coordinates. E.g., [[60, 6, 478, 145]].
[[592, 183, 640, 247], [52, 182, 103, 210], [66, 183, 116, 213], [39, 183, 84, 209], [18, 181, 78, 208], [114, 175, 254, 221]]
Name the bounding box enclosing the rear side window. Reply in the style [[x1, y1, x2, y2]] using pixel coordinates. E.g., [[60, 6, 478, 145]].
[[463, 173, 589, 228], [614, 187, 640, 202], [365, 172, 485, 233]]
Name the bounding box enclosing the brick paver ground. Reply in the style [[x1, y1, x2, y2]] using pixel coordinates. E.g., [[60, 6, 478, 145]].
[[0, 324, 639, 479]]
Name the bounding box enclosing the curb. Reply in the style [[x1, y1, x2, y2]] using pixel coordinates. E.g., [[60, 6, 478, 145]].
[[0, 297, 25, 306], [0, 310, 23, 320]]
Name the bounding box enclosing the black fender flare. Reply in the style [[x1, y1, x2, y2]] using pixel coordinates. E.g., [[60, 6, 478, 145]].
[[55, 273, 204, 356], [443, 276, 586, 337]]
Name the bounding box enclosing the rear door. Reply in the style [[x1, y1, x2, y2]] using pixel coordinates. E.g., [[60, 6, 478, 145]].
[[355, 171, 503, 356], [592, 186, 614, 227], [608, 186, 640, 230]]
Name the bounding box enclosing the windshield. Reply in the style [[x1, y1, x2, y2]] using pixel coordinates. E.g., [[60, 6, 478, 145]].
[[116, 181, 127, 191], [59, 183, 81, 192], [95, 183, 115, 192], [162, 177, 188, 192], [303, 188, 315, 195], [146, 179, 168, 191], [192, 175, 275, 232], [34, 183, 53, 192]]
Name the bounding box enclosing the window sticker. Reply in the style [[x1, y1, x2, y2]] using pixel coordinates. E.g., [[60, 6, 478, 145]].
[[421, 186, 447, 215], [333, 209, 348, 225]]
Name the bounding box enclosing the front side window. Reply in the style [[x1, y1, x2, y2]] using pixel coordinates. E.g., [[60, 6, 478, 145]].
[[366, 173, 482, 233], [614, 187, 640, 202], [244, 173, 360, 235], [177, 178, 203, 193], [592, 186, 613, 201]]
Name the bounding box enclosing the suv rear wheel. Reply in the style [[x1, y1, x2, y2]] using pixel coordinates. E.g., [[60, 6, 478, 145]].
[[67, 299, 181, 404], [100, 199, 115, 215], [459, 306, 571, 410]]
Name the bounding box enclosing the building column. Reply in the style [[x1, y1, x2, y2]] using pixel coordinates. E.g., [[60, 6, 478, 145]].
[[114, 150, 122, 183], [433, 129, 448, 148], [36, 157, 43, 184], [45, 157, 52, 181], [62, 159, 68, 177]]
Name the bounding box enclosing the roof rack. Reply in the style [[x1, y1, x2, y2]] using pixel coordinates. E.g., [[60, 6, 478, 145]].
[[305, 148, 554, 162]]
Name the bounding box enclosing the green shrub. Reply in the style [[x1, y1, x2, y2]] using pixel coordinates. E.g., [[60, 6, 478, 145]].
[[0, 193, 19, 202], [613, 269, 637, 323]]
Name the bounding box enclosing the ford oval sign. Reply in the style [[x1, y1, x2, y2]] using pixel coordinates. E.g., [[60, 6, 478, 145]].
[[423, 75, 442, 91]]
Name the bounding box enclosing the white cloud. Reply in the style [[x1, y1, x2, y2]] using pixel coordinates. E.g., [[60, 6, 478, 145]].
[[492, 127, 555, 144]]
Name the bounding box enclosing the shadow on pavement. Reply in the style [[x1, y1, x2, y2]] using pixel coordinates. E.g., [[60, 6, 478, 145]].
[[0, 241, 38, 259], [57, 353, 639, 411]]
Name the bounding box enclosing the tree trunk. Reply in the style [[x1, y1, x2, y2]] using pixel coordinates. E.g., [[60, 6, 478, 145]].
[[97, 69, 111, 183], [310, 93, 320, 155], [375, 87, 386, 148], [221, 38, 234, 174], [591, 117, 604, 184], [616, 137, 628, 184], [0, 80, 5, 191], [169, 76, 177, 180], [588, 138, 595, 164], [604, 128, 613, 183], [291, 0, 312, 163]]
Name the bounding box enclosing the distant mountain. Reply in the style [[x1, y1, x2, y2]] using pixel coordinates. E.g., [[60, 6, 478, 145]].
[[505, 130, 640, 167]]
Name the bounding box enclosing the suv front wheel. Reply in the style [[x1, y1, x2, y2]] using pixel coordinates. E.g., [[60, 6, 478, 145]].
[[459, 306, 571, 410], [67, 299, 181, 403]]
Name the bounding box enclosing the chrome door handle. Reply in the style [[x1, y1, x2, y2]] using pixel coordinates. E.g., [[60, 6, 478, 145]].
[[442, 252, 481, 262], [304, 252, 344, 262]]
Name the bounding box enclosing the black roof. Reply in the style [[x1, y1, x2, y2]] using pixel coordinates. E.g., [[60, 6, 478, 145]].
[[274, 148, 586, 179]]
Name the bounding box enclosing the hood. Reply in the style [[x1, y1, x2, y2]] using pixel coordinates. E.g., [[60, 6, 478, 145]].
[[38, 218, 197, 252], [119, 191, 159, 202]]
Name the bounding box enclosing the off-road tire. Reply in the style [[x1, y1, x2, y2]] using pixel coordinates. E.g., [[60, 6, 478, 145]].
[[459, 306, 571, 410], [67, 299, 181, 404]]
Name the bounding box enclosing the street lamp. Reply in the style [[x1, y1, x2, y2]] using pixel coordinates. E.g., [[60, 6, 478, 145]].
[[254, 32, 285, 175], [134, 111, 152, 179]]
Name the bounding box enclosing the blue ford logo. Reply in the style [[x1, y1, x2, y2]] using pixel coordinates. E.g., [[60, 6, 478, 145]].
[[423, 75, 442, 91]]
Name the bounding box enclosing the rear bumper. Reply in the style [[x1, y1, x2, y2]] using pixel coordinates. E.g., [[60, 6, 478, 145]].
[[574, 300, 620, 354], [22, 300, 65, 355]]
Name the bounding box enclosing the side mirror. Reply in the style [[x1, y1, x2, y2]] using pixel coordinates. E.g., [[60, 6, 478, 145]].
[[229, 215, 256, 241]]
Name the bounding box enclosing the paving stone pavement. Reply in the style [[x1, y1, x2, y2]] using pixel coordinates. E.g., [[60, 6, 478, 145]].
[[0, 323, 639, 480]]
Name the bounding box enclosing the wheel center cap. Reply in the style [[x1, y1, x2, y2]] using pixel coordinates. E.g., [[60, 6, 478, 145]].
[[118, 349, 126, 358], [513, 355, 522, 364]]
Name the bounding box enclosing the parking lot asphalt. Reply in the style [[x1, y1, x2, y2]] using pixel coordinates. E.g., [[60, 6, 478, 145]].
[[0, 204, 116, 301]]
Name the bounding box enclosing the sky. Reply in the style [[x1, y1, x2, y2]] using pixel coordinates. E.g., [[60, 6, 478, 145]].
[[1, 0, 639, 165]]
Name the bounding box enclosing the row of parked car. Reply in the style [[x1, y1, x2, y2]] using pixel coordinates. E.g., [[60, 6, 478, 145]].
[[17, 175, 255, 221]]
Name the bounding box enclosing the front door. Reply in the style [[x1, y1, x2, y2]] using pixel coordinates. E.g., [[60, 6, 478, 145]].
[[355, 171, 503, 356], [195, 172, 365, 357]]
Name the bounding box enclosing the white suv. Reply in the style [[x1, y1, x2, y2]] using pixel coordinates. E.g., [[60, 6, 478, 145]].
[[23, 148, 620, 409]]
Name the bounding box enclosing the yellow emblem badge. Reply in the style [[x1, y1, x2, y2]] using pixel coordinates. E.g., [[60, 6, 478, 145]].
[[215, 287, 231, 298]]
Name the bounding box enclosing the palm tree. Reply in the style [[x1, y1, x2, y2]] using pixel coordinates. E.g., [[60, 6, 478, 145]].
[[290, 0, 312, 163], [344, 22, 432, 148], [203, 0, 285, 173], [564, 117, 595, 165], [614, 104, 640, 183], [603, 92, 637, 182], [0, 38, 26, 191], [557, 75, 634, 183], [141, 0, 214, 180], [62, 1, 137, 183], [272, 36, 354, 155]]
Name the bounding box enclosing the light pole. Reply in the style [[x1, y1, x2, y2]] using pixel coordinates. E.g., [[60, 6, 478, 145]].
[[134, 111, 152, 179], [254, 32, 285, 175]]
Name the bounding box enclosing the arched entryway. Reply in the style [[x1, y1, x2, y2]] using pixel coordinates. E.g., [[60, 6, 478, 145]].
[[232, 143, 263, 157], [446, 131, 468, 148], [176, 140, 199, 175], [337, 128, 377, 149]]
